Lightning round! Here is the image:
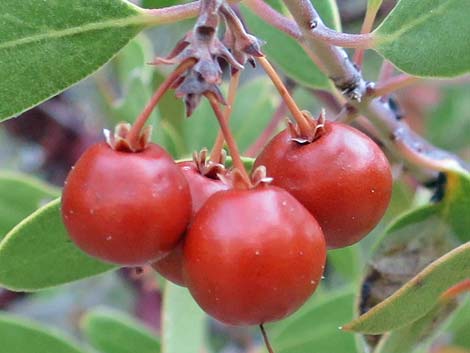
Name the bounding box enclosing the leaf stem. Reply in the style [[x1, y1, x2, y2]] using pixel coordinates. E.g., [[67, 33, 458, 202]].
[[210, 71, 241, 163], [353, 0, 383, 67], [259, 324, 276, 353], [206, 93, 251, 186], [257, 56, 312, 137], [127, 59, 196, 150], [372, 74, 420, 98]]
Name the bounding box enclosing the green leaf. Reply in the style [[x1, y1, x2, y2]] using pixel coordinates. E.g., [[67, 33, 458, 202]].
[[328, 244, 362, 280], [162, 282, 206, 353], [240, 0, 338, 90], [426, 85, 470, 152], [82, 307, 161, 353], [344, 241, 470, 334], [113, 33, 154, 85], [142, 0, 182, 9], [231, 78, 278, 152], [0, 198, 115, 291], [0, 172, 59, 240], [442, 170, 470, 242], [373, 297, 458, 353], [268, 289, 356, 353], [0, 313, 87, 353], [372, 0, 470, 77], [439, 296, 470, 349], [0, 0, 149, 121]]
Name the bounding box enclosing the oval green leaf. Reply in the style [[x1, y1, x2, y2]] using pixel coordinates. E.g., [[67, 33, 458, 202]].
[[0, 172, 59, 240], [0, 313, 88, 353], [162, 282, 206, 353], [268, 289, 357, 353], [373, 297, 458, 353], [0, 0, 148, 121], [82, 307, 161, 353], [0, 198, 116, 291], [373, 0, 470, 77], [344, 241, 470, 334]]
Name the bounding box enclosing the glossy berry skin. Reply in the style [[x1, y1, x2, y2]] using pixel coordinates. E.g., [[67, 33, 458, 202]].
[[61, 142, 191, 266], [152, 161, 229, 286], [184, 186, 326, 326], [255, 122, 392, 249]]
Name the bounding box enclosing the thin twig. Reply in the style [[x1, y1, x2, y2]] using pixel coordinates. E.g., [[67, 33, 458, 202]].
[[244, 0, 301, 38], [282, 0, 468, 175], [372, 74, 420, 98], [245, 0, 373, 49]]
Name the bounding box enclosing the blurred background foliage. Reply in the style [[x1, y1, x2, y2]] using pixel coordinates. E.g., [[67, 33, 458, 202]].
[[0, 0, 469, 353]]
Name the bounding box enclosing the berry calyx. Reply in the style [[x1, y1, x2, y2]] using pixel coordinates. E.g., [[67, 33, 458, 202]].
[[61, 142, 191, 266], [152, 150, 230, 286], [183, 185, 326, 325], [255, 120, 392, 248]]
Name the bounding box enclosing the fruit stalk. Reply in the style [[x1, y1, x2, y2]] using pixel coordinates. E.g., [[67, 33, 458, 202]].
[[210, 70, 241, 163], [257, 56, 313, 137], [127, 59, 196, 150], [206, 93, 251, 185], [260, 324, 276, 353]]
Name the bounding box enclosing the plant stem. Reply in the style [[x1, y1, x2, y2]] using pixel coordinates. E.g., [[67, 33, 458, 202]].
[[206, 93, 251, 185], [372, 74, 420, 98], [244, 0, 373, 48], [245, 100, 288, 157], [244, 0, 301, 38], [210, 71, 241, 163], [127, 59, 196, 150], [142, 0, 241, 25], [259, 324, 276, 353], [353, 1, 382, 67], [282, 0, 469, 175], [257, 56, 312, 137]]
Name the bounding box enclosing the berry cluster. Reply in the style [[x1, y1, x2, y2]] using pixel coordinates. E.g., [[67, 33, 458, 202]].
[[60, 0, 392, 328]]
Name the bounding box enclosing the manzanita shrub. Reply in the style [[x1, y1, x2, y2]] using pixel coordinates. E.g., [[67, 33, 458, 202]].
[[0, 0, 469, 353]]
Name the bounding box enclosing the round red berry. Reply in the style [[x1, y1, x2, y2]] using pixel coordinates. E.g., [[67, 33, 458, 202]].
[[61, 142, 191, 265], [255, 122, 392, 248], [152, 161, 229, 286], [184, 185, 326, 325]]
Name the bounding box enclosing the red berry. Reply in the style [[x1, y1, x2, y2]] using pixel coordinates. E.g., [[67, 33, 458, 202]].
[[254, 122, 392, 248], [152, 161, 229, 286], [184, 185, 326, 325], [61, 142, 191, 266]]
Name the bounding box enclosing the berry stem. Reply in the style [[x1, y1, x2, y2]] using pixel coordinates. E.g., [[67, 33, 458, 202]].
[[259, 324, 276, 353], [206, 93, 252, 186], [210, 71, 241, 163], [257, 56, 313, 137], [127, 59, 196, 150]]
